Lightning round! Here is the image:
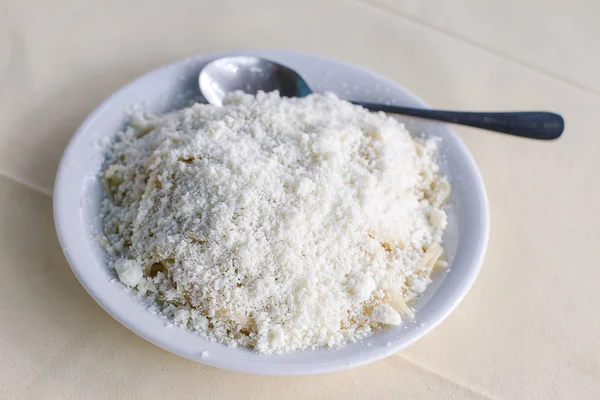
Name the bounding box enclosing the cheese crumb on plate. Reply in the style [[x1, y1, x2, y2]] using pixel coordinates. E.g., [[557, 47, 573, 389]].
[[99, 91, 450, 354]]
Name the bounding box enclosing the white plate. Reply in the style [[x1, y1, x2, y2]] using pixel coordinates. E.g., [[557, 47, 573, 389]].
[[54, 50, 489, 375]]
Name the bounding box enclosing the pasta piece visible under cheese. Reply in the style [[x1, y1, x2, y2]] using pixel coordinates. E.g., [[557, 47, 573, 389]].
[[422, 242, 444, 268], [386, 288, 416, 319]]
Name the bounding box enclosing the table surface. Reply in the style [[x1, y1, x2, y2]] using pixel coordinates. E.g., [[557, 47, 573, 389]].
[[1, 0, 599, 399]]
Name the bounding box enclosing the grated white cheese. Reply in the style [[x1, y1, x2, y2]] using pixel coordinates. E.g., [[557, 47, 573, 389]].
[[100, 91, 450, 354], [371, 304, 402, 326], [113, 258, 143, 287]]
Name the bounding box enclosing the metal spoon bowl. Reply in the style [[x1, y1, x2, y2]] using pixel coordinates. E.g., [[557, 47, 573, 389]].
[[200, 56, 564, 140], [200, 56, 312, 106]]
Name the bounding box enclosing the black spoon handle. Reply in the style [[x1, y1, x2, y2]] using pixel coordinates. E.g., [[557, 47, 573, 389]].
[[352, 101, 564, 140]]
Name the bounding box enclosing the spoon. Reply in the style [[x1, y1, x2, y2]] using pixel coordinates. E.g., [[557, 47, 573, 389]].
[[199, 56, 564, 140]]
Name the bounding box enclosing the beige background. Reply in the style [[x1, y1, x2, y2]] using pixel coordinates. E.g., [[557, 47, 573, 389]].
[[1, 0, 599, 398]]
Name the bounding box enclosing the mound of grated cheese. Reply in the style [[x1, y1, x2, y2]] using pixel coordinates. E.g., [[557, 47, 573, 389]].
[[100, 91, 450, 354]]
